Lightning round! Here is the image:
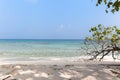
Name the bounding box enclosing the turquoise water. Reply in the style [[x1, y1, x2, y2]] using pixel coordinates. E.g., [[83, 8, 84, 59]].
[[0, 39, 85, 57]]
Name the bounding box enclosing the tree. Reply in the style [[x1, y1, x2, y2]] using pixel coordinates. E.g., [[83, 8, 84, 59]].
[[84, 24, 120, 61], [97, 0, 120, 13]]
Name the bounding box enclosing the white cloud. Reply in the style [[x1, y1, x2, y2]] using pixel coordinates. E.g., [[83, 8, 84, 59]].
[[59, 24, 64, 30], [57, 24, 65, 32], [25, 0, 39, 4]]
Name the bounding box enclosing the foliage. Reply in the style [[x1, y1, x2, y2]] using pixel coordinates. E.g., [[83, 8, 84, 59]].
[[96, 0, 120, 13], [84, 24, 120, 61]]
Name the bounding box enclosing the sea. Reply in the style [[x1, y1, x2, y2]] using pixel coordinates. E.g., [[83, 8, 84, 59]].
[[0, 39, 86, 57]]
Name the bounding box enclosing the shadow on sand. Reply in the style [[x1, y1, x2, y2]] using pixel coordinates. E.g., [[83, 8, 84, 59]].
[[0, 64, 118, 80]]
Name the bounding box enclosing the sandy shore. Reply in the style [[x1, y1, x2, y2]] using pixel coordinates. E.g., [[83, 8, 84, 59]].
[[0, 57, 119, 80], [0, 56, 119, 65]]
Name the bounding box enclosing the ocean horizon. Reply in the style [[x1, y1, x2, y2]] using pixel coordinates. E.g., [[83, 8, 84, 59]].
[[0, 39, 86, 57]]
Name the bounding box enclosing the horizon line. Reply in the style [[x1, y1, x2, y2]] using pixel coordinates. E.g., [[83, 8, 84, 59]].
[[0, 38, 85, 40]]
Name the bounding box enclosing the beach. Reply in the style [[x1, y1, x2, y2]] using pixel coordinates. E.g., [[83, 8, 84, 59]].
[[0, 40, 119, 80], [0, 57, 119, 80], [1, 0, 120, 79]]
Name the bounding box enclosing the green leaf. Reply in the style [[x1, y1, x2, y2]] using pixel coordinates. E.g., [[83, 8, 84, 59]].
[[105, 9, 108, 13], [116, 29, 120, 34], [98, 0, 103, 4], [91, 27, 97, 31], [104, 0, 107, 4], [98, 24, 102, 27]]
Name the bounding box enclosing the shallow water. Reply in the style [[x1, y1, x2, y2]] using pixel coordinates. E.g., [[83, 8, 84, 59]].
[[0, 39, 86, 57]]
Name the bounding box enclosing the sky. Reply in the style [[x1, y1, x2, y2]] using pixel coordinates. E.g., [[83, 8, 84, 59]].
[[0, 0, 120, 39]]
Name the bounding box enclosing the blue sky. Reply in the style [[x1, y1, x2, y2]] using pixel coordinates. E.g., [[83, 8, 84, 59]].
[[0, 0, 120, 39]]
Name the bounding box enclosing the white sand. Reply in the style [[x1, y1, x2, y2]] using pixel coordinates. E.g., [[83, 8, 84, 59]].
[[0, 56, 119, 80], [0, 56, 119, 65]]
